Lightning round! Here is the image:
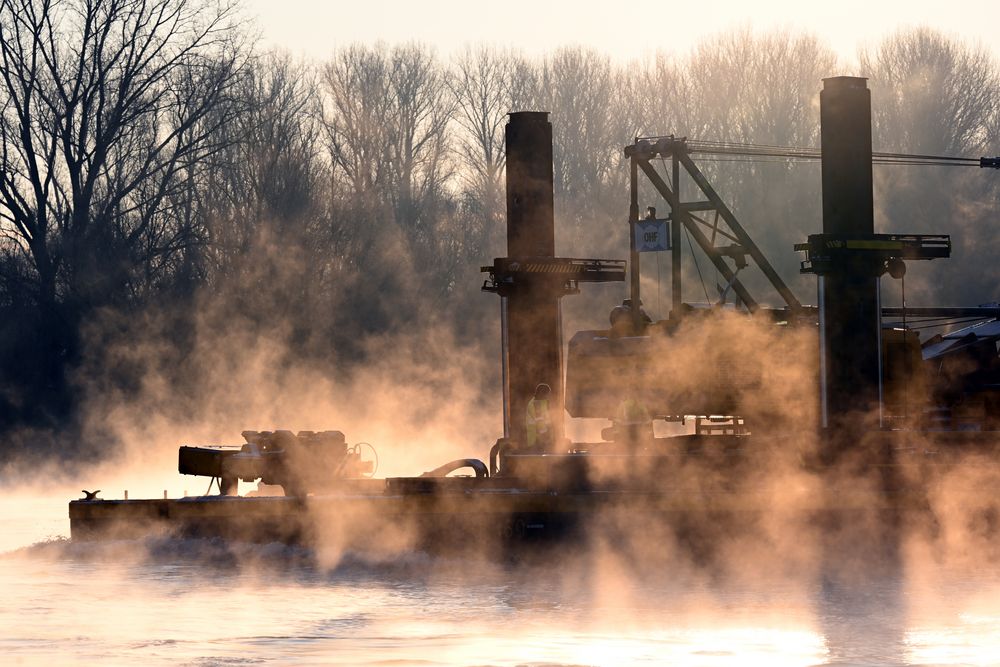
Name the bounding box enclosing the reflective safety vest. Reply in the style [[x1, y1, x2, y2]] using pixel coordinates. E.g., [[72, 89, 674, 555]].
[[525, 398, 551, 447], [617, 397, 651, 425]]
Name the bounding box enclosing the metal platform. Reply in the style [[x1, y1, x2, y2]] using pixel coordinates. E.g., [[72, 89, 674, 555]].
[[68, 430, 1000, 548]]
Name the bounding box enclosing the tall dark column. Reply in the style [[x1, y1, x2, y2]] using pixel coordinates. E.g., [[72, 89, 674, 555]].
[[506, 112, 555, 257], [819, 76, 881, 433], [504, 112, 563, 449]]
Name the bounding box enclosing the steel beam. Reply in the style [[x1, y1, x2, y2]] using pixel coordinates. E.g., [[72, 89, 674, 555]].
[[637, 159, 759, 312], [675, 151, 803, 311]]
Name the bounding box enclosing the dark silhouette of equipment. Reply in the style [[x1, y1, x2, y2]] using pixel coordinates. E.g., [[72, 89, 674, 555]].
[[178, 430, 375, 497], [569, 77, 997, 440], [481, 112, 624, 450], [800, 77, 949, 436], [70, 77, 1000, 548]]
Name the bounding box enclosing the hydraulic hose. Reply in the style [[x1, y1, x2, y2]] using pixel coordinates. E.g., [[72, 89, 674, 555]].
[[420, 458, 489, 478]]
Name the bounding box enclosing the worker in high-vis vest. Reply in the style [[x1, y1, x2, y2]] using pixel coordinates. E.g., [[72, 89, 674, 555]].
[[525, 383, 553, 450], [616, 386, 652, 452]]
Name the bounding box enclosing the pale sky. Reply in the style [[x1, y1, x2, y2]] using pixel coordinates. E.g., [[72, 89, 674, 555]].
[[245, 0, 1000, 64]]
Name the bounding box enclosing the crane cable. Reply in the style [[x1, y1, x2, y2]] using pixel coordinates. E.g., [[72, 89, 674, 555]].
[[684, 225, 712, 304], [688, 142, 987, 167], [636, 137, 998, 168]]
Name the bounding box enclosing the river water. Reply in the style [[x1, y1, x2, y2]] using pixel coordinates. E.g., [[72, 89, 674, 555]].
[[3, 493, 1000, 666]]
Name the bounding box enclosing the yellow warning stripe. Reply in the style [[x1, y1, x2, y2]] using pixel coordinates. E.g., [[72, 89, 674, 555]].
[[820, 239, 905, 250], [522, 264, 580, 273]]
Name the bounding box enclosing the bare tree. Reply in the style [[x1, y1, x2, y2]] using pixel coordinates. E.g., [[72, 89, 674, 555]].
[[200, 52, 323, 273], [0, 0, 247, 433], [451, 47, 521, 248], [538, 48, 618, 200], [187, 52, 333, 330], [860, 28, 1000, 302], [677, 29, 835, 148], [321, 43, 458, 308], [532, 47, 633, 254], [861, 28, 998, 155], [0, 0, 246, 319], [321, 44, 392, 199], [387, 44, 453, 228], [636, 51, 694, 136]]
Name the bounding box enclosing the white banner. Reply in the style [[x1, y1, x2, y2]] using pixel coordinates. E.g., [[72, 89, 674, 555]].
[[634, 219, 670, 252]]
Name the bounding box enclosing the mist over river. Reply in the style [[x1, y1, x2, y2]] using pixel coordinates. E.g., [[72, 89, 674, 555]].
[[3, 493, 1000, 666]]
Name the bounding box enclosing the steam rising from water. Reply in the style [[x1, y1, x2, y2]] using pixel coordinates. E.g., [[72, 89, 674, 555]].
[[4, 504, 1000, 666], [8, 286, 1000, 576], [3, 317, 1000, 663]]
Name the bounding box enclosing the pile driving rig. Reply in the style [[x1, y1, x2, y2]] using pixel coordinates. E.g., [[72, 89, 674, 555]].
[[70, 77, 1000, 549]]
